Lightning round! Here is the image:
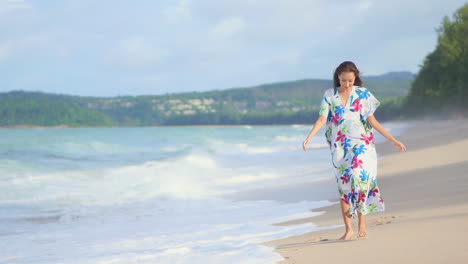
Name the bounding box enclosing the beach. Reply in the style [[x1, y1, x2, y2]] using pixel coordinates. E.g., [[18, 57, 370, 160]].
[[1, 120, 465, 263], [260, 118, 468, 263]]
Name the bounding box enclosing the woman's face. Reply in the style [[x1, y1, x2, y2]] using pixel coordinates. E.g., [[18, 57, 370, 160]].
[[338, 72, 355, 89]]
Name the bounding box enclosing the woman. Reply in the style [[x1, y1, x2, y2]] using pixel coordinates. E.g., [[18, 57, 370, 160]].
[[302, 61, 406, 240]]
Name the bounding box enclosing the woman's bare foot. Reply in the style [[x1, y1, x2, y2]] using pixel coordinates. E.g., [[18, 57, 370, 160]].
[[358, 224, 367, 238], [339, 230, 354, 240]]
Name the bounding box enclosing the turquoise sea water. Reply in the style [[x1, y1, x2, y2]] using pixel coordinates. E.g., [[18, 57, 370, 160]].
[[0, 123, 409, 263]]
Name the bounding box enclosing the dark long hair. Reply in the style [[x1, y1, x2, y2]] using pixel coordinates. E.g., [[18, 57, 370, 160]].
[[333, 61, 363, 88]]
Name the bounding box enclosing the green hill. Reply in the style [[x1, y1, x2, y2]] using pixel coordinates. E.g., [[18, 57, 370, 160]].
[[0, 71, 414, 127], [0, 91, 115, 127]]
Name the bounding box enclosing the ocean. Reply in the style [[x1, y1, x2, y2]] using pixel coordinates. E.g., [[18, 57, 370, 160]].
[[0, 123, 409, 263]]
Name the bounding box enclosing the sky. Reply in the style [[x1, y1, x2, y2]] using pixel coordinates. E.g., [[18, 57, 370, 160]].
[[0, 0, 466, 97]]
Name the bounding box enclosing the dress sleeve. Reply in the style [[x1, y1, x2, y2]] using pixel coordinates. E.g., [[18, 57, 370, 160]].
[[318, 93, 330, 117], [362, 89, 380, 119]]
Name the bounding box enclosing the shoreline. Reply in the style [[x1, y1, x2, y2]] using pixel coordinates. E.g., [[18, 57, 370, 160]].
[[0, 124, 306, 129], [259, 117, 468, 263], [0, 116, 459, 129]]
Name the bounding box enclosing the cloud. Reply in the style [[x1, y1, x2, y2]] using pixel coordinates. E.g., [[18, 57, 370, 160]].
[[0, 31, 66, 63], [210, 16, 245, 39], [267, 50, 302, 67], [1, 0, 467, 96], [357, 0, 374, 12], [0, 0, 31, 15], [0, 42, 13, 61], [112, 36, 169, 67], [164, 0, 192, 23]]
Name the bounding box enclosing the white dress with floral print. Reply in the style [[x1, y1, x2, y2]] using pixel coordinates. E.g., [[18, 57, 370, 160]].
[[319, 85, 384, 218]]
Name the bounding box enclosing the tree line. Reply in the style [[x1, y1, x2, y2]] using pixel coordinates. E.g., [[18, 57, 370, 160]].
[[403, 3, 468, 118], [0, 76, 412, 127]]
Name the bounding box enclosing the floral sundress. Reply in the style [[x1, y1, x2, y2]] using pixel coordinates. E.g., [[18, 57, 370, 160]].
[[318, 85, 384, 218]]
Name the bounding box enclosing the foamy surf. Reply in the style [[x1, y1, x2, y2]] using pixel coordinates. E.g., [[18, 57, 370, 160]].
[[0, 123, 409, 263]]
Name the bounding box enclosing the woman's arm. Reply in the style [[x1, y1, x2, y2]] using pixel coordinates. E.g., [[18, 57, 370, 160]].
[[303, 115, 327, 151], [367, 115, 407, 152]]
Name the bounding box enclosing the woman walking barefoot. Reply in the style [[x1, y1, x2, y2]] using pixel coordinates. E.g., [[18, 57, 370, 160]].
[[302, 61, 407, 240]]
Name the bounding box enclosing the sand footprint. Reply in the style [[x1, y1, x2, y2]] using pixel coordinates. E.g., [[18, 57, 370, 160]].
[[374, 215, 399, 226], [307, 237, 329, 243]]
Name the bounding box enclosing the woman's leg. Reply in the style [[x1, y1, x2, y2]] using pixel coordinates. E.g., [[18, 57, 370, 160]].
[[358, 212, 367, 238], [339, 199, 354, 240]]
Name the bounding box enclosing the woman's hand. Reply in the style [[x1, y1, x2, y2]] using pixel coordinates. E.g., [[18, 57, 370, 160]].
[[367, 115, 407, 152], [302, 137, 311, 151], [303, 116, 326, 152], [391, 139, 407, 152]]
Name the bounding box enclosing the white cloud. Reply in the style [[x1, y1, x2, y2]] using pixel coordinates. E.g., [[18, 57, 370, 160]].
[[113, 36, 169, 67], [1, 0, 467, 96], [0, 42, 13, 61], [271, 50, 302, 67], [164, 0, 192, 23], [210, 16, 245, 39], [357, 0, 374, 12], [0, 32, 65, 62], [0, 0, 31, 16]]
